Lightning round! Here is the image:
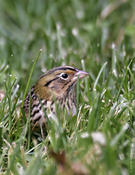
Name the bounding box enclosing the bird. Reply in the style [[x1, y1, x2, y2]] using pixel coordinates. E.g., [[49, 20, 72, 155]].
[[24, 66, 88, 138]]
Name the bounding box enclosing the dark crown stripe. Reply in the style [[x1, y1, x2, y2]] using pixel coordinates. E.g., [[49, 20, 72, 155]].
[[54, 67, 77, 71], [40, 66, 77, 79]]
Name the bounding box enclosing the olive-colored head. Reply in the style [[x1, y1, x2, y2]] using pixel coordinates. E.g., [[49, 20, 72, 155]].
[[34, 66, 88, 100]]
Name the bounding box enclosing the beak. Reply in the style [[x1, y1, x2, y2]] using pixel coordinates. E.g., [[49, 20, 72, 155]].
[[73, 70, 89, 81]]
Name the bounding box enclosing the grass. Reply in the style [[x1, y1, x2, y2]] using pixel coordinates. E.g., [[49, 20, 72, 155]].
[[0, 0, 135, 174]]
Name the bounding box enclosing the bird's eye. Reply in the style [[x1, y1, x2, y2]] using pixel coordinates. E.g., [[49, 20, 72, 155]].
[[60, 73, 68, 79]]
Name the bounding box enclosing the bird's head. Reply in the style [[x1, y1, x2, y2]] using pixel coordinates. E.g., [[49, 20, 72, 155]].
[[34, 66, 88, 100]]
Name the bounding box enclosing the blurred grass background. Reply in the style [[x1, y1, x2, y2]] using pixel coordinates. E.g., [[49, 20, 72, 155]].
[[0, 0, 135, 174]]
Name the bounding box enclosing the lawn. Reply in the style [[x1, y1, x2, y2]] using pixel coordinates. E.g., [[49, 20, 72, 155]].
[[0, 0, 135, 174]]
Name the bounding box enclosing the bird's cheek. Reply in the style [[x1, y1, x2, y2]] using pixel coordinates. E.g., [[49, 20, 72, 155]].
[[50, 85, 62, 96]]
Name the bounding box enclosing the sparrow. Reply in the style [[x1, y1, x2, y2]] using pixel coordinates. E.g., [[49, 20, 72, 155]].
[[24, 66, 88, 138]]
